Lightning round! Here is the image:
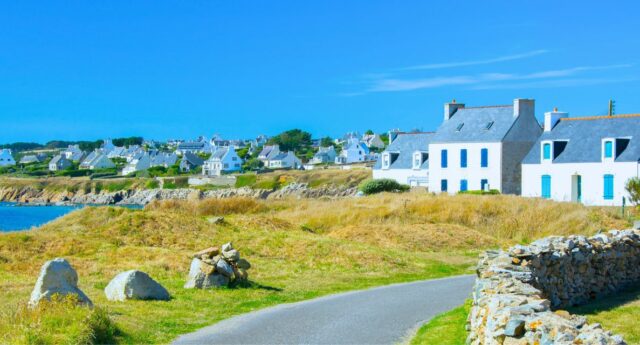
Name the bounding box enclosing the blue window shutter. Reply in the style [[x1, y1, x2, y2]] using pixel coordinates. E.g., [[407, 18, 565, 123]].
[[460, 179, 468, 192], [481, 179, 488, 191], [543, 143, 551, 160], [604, 141, 613, 158], [460, 149, 467, 168], [604, 174, 614, 200], [481, 148, 488, 167], [441, 150, 448, 168], [441, 179, 448, 192], [541, 175, 551, 198]]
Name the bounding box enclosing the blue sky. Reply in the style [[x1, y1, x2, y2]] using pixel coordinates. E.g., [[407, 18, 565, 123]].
[[1, 1, 639, 143]]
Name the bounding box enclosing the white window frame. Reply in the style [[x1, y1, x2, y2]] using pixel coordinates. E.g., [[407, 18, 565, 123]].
[[412, 151, 422, 170], [382, 153, 391, 170], [541, 140, 553, 163]]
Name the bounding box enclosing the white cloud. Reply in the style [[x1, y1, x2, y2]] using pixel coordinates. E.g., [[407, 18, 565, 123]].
[[401, 50, 548, 71]]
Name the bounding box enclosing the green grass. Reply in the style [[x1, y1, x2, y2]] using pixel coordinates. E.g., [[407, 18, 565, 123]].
[[235, 174, 257, 188], [411, 300, 470, 345]]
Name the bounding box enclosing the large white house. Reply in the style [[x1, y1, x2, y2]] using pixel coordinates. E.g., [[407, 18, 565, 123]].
[[0, 149, 16, 167], [429, 99, 542, 194], [521, 110, 640, 206], [49, 154, 72, 171], [373, 132, 433, 187], [202, 147, 243, 176], [335, 139, 372, 164]]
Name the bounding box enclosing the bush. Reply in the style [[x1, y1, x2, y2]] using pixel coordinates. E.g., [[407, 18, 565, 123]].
[[625, 177, 640, 205], [459, 189, 500, 195], [145, 179, 160, 189], [358, 179, 409, 195]]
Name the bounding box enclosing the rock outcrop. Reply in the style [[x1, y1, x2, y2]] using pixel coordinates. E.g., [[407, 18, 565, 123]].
[[29, 258, 92, 307], [184, 243, 250, 289], [104, 270, 170, 302], [468, 229, 640, 345]]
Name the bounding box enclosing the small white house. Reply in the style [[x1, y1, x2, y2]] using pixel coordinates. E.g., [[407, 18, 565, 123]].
[[258, 145, 280, 165], [428, 99, 542, 194], [179, 152, 204, 172], [310, 146, 337, 165], [373, 132, 433, 187], [521, 110, 640, 206], [62, 145, 85, 162], [202, 147, 243, 176], [122, 153, 151, 176], [49, 154, 72, 171], [267, 151, 302, 169], [336, 139, 372, 164], [80, 150, 115, 170], [0, 149, 16, 167]]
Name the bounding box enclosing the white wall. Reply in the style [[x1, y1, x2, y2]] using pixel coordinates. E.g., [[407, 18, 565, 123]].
[[428, 142, 502, 193], [522, 162, 639, 206], [373, 168, 429, 187]]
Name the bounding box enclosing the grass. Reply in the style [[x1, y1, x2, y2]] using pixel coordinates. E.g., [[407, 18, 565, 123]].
[[411, 300, 471, 345], [234, 169, 370, 190], [0, 193, 632, 344]]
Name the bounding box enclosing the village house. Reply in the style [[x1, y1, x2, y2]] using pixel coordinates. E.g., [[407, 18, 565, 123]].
[[49, 154, 72, 171], [62, 145, 85, 162], [373, 132, 433, 187], [428, 99, 542, 194], [19, 153, 46, 165], [179, 152, 205, 172], [176, 138, 212, 155], [258, 145, 280, 166], [362, 134, 385, 149], [335, 139, 373, 164], [267, 151, 302, 169], [0, 149, 16, 167], [150, 152, 178, 168], [122, 153, 151, 176], [80, 150, 115, 170], [202, 147, 243, 176], [521, 110, 640, 206], [310, 146, 337, 165]]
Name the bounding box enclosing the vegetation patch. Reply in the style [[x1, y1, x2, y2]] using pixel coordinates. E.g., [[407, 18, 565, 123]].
[[358, 178, 409, 195], [411, 300, 471, 345]]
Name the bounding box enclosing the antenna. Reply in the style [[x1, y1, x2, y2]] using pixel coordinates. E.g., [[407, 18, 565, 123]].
[[608, 99, 616, 116]]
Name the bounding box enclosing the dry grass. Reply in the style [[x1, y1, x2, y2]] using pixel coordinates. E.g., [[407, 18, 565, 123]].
[[0, 193, 632, 344]]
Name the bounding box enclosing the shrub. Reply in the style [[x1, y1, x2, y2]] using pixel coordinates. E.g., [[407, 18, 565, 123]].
[[625, 177, 640, 205], [358, 179, 409, 195], [459, 189, 500, 195], [145, 179, 160, 189]]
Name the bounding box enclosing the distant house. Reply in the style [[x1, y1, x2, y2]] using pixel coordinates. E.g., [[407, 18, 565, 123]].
[[179, 152, 205, 172], [362, 134, 385, 149], [258, 145, 281, 165], [150, 152, 178, 168], [102, 138, 116, 152], [268, 151, 302, 169], [522, 109, 640, 206], [177, 140, 211, 155], [49, 154, 72, 171], [373, 132, 433, 187], [19, 154, 44, 165], [62, 145, 86, 162], [202, 147, 243, 176], [80, 150, 115, 170], [310, 146, 337, 164], [0, 149, 16, 167], [336, 139, 372, 164], [122, 153, 151, 176]]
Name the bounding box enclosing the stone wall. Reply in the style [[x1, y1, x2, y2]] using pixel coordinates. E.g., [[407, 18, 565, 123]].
[[468, 229, 640, 345]]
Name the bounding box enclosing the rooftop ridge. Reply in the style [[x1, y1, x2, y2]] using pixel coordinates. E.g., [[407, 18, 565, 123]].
[[396, 131, 435, 135], [561, 114, 640, 121], [462, 105, 512, 109]]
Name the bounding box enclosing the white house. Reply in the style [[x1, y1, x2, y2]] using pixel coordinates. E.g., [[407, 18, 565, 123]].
[[80, 150, 115, 170], [150, 152, 178, 168], [335, 139, 372, 164], [521, 110, 640, 206], [267, 151, 302, 169], [362, 134, 385, 149], [202, 147, 243, 176], [373, 132, 433, 187], [49, 154, 72, 171], [122, 153, 151, 176], [428, 99, 542, 194], [310, 146, 337, 165], [258, 145, 280, 165], [0, 149, 16, 167], [177, 138, 212, 155], [179, 152, 204, 172], [62, 145, 85, 162]]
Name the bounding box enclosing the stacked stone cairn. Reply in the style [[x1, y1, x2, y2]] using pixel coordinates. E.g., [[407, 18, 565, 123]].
[[468, 229, 640, 345], [184, 242, 251, 289]]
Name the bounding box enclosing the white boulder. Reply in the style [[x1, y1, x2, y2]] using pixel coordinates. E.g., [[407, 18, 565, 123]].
[[104, 270, 170, 302], [184, 258, 230, 289], [29, 258, 92, 307]]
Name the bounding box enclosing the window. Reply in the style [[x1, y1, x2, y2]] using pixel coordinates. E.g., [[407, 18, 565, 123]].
[[481, 148, 488, 167], [485, 121, 494, 130], [460, 179, 468, 192], [604, 174, 614, 200], [541, 175, 551, 198], [441, 179, 448, 192], [543, 143, 551, 160], [413, 153, 422, 169], [382, 154, 390, 168], [232, 157, 237, 161], [481, 179, 488, 191], [441, 150, 448, 168], [604, 141, 613, 158], [460, 149, 467, 168], [456, 123, 464, 131]]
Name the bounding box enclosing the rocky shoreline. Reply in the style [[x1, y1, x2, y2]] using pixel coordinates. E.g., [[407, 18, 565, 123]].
[[0, 182, 358, 206]]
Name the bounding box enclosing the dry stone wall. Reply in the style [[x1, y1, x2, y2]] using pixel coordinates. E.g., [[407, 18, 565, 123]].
[[468, 229, 640, 345]]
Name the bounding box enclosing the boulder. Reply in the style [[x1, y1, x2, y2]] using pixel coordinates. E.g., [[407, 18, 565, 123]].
[[104, 270, 170, 301], [184, 258, 229, 289], [216, 259, 235, 279], [222, 249, 240, 262], [221, 242, 233, 252], [236, 258, 251, 270], [29, 258, 92, 307], [208, 216, 225, 224], [192, 246, 219, 259]]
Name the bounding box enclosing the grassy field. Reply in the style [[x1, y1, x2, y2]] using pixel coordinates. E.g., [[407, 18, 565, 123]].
[[411, 300, 471, 345], [0, 192, 632, 344], [234, 169, 370, 189]]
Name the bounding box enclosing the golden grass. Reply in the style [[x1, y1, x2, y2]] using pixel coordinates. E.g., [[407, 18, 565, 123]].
[[0, 193, 632, 344]]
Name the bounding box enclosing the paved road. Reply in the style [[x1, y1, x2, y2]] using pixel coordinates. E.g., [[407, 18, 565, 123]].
[[173, 275, 475, 345]]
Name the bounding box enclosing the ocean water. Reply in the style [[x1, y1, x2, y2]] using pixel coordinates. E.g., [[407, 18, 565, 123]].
[[0, 202, 83, 231]]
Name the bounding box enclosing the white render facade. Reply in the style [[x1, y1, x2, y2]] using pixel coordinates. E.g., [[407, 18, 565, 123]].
[[429, 142, 503, 193], [202, 147, 243, 176], [372, 132, 432, 187], [0, 149, 16, 167]]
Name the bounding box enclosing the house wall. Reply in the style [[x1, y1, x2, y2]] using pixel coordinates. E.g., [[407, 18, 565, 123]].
[[501, 107, 543, 195], [372, 168, 429, 187], [522, 161, 639, 206], [428, 142, 503, 193]]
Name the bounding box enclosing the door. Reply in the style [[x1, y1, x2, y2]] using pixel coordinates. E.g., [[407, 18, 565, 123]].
[[571, 175, 582, 203]]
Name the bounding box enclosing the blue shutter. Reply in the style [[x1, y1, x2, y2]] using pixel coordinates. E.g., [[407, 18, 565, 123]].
[[460, 149, 467, 168], [441, 150, 448, 168], [543, 143, 551, 160], [604, 141, 613, 158], [481, 179, 488, 191], [481, 148, 488, 167], [441, 179, 448, 192], [604, 174, 614, 200], [541, 175, 551, 198], [460, 179, 468, 192]]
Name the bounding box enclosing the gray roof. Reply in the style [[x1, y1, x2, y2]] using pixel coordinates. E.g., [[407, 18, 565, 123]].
[[431, 106, 517, 143], [209, 147, 230, 160], [182, 152, 205, 166], [373, 133, 433, 170], [523, 115, 640, 164]]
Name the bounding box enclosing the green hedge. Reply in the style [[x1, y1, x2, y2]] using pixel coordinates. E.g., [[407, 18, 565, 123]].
[[358, 179, 409, 195]]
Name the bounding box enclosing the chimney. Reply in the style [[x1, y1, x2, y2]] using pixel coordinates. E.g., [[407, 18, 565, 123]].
[[388, 130, 399, 144], [513, 98, 535, 118], [444, 99, 464, 121], [544, 108, 569, 132]]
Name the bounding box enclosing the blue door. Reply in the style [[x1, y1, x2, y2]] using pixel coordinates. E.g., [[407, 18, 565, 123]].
[[460, 179, 468, 192], [541, 175, 551, 199]]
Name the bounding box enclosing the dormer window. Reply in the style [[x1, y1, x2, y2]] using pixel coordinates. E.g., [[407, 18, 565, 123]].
[[604, 141, 613, 158], [382, 153, 391, 169]]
